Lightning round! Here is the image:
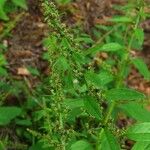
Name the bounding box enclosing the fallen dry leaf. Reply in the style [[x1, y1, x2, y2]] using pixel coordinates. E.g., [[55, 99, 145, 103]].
[[13, 50, 34, 58], [17, 67, 30, 76]]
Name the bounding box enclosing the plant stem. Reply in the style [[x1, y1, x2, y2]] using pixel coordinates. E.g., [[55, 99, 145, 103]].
[[98, 101, 116, 149]]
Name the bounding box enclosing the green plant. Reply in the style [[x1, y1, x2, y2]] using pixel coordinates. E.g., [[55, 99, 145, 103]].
[[0, 0, 27, 21], [0, 42, 33, 148], [0, 1, 31, 148], [26, 0, 150, 149], [0, 0, 149, 149]]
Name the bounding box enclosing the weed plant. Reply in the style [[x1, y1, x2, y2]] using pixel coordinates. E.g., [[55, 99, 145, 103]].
[[0, 0, 150, 149], [26, 0, 150, 149]]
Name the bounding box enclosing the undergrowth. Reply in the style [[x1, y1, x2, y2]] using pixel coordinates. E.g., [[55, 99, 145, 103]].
[[0, 0, 150, 150]]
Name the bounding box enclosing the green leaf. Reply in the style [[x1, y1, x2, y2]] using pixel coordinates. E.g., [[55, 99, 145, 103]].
[[29, 141, 49, 150], [63, 99, 84, 109], [126, 122, 150, 141], [0, 81, 11, 92], [64, 71, 74, 92], [0, 67, 7, 76], [132, 141, 150, 150], [15, 119, 32, 126], [132, 28, 144, 50], [0, 107, 22, 125], [0, 0, 9, 21], [101, 129, 121, 150], [84, 96, 101, 120], [0, 55, 7, 66], [85, 43, 123, 55], [43, 35, 57, 51], [120, 102, 150, 122], [72, 52, 87, 65], [0, 141, 5, 150], [42, 37, 52, 48], [132, 58, 150, 81], [85, 71, 114, 88], [0, 43, 7, 51], [76, 37, 94, 44], [54, 56, 70, 72], [105, 88, 145, 101], [61, 38, 72, 50], [66, 108, 83, 123], [100, 43, 123, 52], [34, 110, 47, 121], [109, 16, 132, 23], [27, 66, 40, 76], [85, 43, 102, 55], [71, 140, 93, 150], [134, 28, 144, 46], [12, 0, 27, 10]]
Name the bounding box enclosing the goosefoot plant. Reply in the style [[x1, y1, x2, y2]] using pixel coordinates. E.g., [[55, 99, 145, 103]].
[[28, 0, 150, 149]]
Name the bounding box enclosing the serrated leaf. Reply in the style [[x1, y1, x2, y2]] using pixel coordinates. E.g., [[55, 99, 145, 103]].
[[101, 129, 121, 150], [132, 141, 150, 150], [85, 43, 123, 55], [34, 110, 47, 121], [85, 71, 114, 88], [120, 102, 150, 122], [0, 107, 22, 125], [12, 0, 27, 10], [100, 43, 123, 52], [61, 38, 71, 49], [134, 28, 144, 46], [73, 52, 87, 65], [132, 58, 150, 81], [54, 56, 70, 72], [64, 71, 75, 93], [84, 96, 101, 120], [66, 108, 83, 123], [71, 140, 93, 150], [126, 122, 150, 141], [105, 88, 145, 101], [63, 99, 84, 109]]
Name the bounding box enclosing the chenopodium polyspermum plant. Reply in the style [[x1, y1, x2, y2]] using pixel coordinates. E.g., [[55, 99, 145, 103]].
[[30, 0, 87, 149], [29, 0, 150, 149]]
